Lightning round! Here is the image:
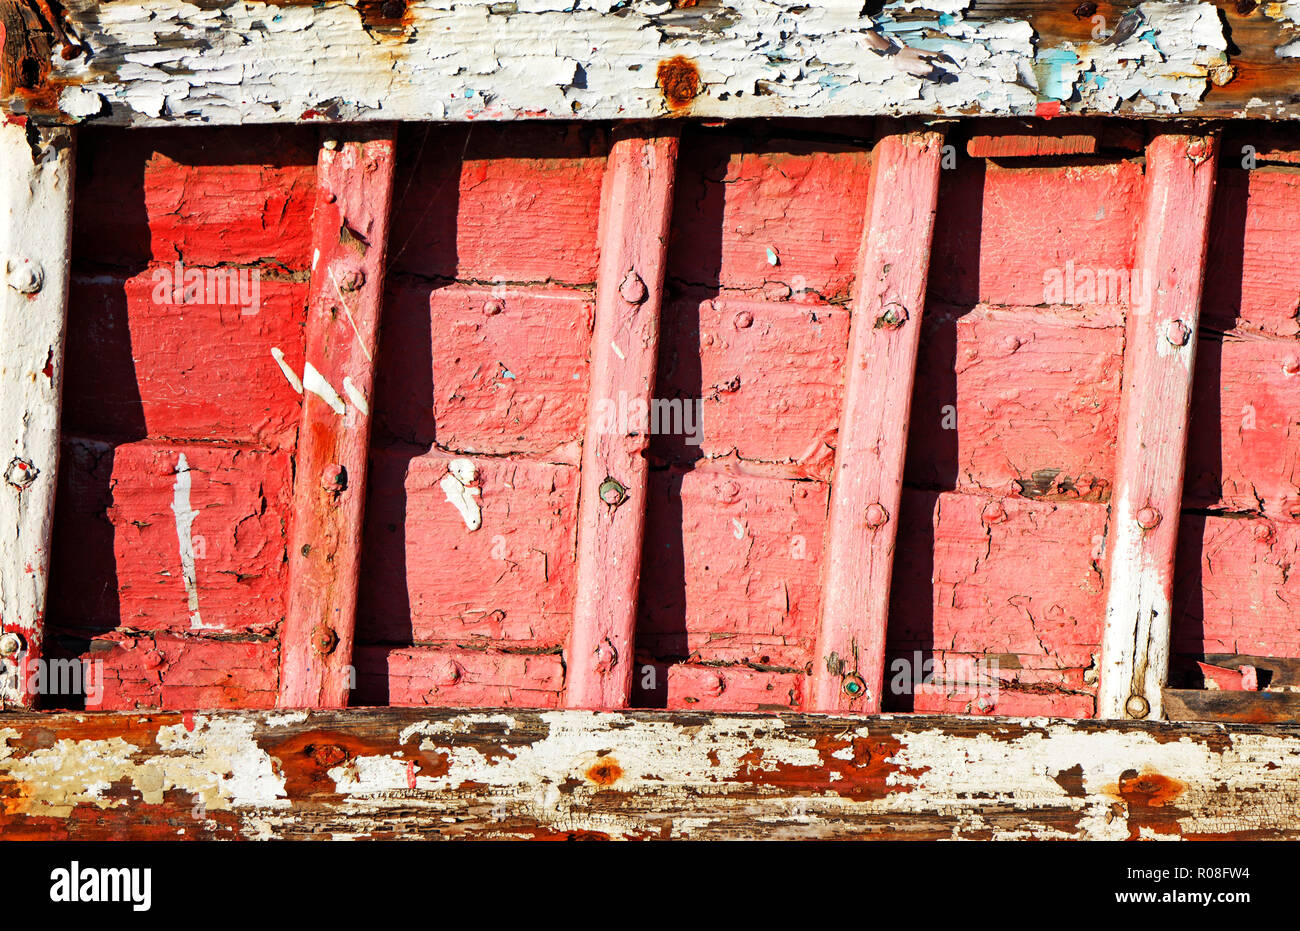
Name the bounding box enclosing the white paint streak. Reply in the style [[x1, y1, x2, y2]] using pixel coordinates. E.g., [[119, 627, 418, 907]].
[[270, 347, 303, 394], [302, 362, 347, 415], [342, 376, 370, 416], [440, 459, 482, 531], [171, 454, 211, 630]]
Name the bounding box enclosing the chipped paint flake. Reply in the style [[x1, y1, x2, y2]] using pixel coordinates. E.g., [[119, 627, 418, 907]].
[[440, 458, 483, 531], [302, 361, 347, 415], [170, 454, 211, 630], [271, 347, 303, 394]]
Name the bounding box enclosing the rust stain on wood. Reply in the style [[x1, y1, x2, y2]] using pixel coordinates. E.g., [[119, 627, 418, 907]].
[[657, 56, 700, 111]]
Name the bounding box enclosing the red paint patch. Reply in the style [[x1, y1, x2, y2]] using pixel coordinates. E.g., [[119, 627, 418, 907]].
[[1035, 101, 1062, 119], [182, 711, 195, 731]]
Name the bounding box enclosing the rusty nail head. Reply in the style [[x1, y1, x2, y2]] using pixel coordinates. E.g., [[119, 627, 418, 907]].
[[1136, 506, 1162, 530], [0, 632, 24, 656], [981, 501, 1006, 524], [594, 640, 618, 672], [484, 299, 504, 316], [877, 303, 908, 330], [1253, 521, 1275, 543], [1125, 694, 1150, 719], [339, 268, 366, 291], [311, 626, 338, 656], [734, 310, 754, 329], [841, 673, 867, 700], [321, 463, 347, 492], [865, 503, 889, 529]]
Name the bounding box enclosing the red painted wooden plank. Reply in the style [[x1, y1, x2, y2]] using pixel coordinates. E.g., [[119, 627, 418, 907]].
[[278, 127, 398, 709], [810, 132, 944, 713], [966, 134, 1097, 158], [355, 645, 564, 709], [905, 302, 1124, 497], [635, 465, 828, 670], [649, 294, 849, 479], [357, 449, 579, 648], [1098, 133, 1219, 721], [375, 283, 593, 456], [565, 125, 680, 709], [631, 661, 802, 711]]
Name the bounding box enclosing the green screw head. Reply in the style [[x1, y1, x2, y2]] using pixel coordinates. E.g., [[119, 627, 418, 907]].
[[598, 477, 628, 507], [841, 673, 867, 699]]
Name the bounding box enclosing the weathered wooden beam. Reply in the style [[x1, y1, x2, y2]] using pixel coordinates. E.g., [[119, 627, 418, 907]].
[[0, 120, 74, 709], [811, 132, 944, 713], [566, 124, 679, 710], [1164, 689, 1300, 724], [278, 126, 397, 709], [6, 1, 1295, 126], [1098, 133, 1218, 722], [2, 708, 1300, 839]]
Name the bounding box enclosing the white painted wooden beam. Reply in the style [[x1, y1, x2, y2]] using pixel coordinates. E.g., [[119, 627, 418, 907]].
[[0, 120, 75, 708], [1097, 133, 1218, 721], [14, 0, 1251, 127]]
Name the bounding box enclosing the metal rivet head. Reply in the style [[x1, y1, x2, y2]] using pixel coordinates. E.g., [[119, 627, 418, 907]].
[[733, 310, 754, 330], [1003, 336, 1021, 353], [1136, 506, 1162, 530], [311, 626, 338, 656], [599, 477, 628, 507], [981, 501, 1007, 524], [619, 271, 648, 304], [4, 457, 37, 489], [435, 659, 462, 687], [1165, 319, 1191, 347], [6, 259, 43, 295], [484, 299, 504, 316], [865, 503, 889, 529], [876, 303, 908, 330], [841, 673, 867, 700], [321, 463, 346, 493], [1253, 521, 1275, 543], [1125, 694, 1150, 719], [0, 632, 25, 657], [337, 268, 366, 292], [593, 640, 618, 673]]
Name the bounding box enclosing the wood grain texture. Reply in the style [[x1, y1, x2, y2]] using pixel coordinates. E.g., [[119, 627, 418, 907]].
[[811, 132, 943, 713], [0, 122, 73, 708], [279, 127, 397, 709], [1098, 133, 1219, 721], [566, 125, 680, 709], [3, 708, 1300, 839]]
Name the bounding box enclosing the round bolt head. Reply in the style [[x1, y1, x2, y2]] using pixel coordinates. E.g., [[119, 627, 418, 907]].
[[599, 477, 628, 507], [864, 503, 889, 529], [876, 303, 908, 330], [0, 632, 24, 656], [1003, 336, 1021, 353], [733, 310, 754, 330], [311, 625, 339, 656], [1253, 521, 1275, 543], [4, 457, 38, 489], [841, 673, 867, 700], [338, 268, 366, 292], [484, 299, 504, 316], [6, 258, 43, 295], [321, 463, 347, 493], [619, 270, 648, 305], [981, 501, 1007, 524], [593, 640, 618, 673], [1125, 694, 1150, 719], [1136, 506, 1162, 530], [1165, 319, 1191, 347]]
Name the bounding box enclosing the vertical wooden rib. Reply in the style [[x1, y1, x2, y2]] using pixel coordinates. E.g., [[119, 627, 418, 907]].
[[278, 126, 397, 709], [0, 123, 75, 708], [809, 132, 944, 714], [1098, 133, 1219, 721], [565, 124, 680, 710]]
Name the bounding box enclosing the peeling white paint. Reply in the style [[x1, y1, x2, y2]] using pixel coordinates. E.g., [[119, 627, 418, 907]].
[[440, 459, 482, 531], [171, 454, 211, 631], [270, 347, 303, 394], [35, 0, 1241, 127], [342, 376, 370, 416], [302, 362, 347, 415]]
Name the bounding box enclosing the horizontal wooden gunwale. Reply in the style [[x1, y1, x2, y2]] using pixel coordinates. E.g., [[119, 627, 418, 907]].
[[2, 708, 1299, 839], [5, 0, 1299, 126]]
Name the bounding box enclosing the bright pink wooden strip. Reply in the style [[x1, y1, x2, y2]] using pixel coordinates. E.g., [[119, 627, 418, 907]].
[[564, 125, 680, 709], [809, 132, 944, 713], [1098, 134, 1219, 720], [278, 127, 398, 709]]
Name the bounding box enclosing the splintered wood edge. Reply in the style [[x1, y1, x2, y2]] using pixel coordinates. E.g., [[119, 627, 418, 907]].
[[1, 708, 1299, 839], [7, 0, 1300, 126]]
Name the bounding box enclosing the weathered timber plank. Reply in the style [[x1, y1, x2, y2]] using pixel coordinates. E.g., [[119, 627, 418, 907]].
[[811, 132, 943, 713], [1098, 133, 1219, 721], [566, 125, 680, 709], [10, 0, 1295, 125], [1164, 688, 1300, 724], [0, 122, 74, 708], [2, 708, 1300, 839], [279, 127, 398, 709]]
